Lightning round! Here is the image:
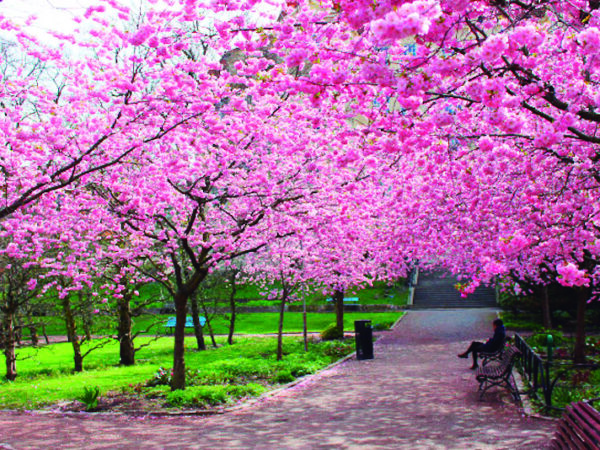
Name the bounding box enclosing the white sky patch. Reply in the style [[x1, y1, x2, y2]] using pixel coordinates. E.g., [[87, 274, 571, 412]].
[[1, 0, 281, 32], [1, 0, 94, 34], [0, 0, 282, 60]]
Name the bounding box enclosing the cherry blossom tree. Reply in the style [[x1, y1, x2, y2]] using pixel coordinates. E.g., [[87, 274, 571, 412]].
[[9, 0, 599, 379], [237, 0, 600, 361], [324, 0, 600, 361]]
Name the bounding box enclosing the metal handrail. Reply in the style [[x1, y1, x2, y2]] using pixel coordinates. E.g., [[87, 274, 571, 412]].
[[514, 333, 600, 411]]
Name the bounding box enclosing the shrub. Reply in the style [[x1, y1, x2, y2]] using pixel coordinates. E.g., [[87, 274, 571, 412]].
[[78, 385, 100, 411], [527, 330, 565, 349], [320, 323, 343, 341], [145, 385, 170, 398], [372, 321, 393, 331], [165, 384, 265, 408], [226, 383, 266, 398], [271, 369, 295, 384], [287, 364, 315, 378], [146, 367, 202, 387], [320, 339, 354, 359], [166, 386, 228, 408], [146, 366, 172, 386], [552, 386, 585, 408], [553, 310, 572, 326]]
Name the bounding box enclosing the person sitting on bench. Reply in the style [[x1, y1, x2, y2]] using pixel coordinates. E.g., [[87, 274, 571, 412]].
[[457, 318, 506, 369]]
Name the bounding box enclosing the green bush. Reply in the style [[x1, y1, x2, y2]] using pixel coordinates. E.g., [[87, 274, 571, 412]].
[[320, 323, 343, 341], [78, 385, 100, 411], [287, 363, 317, 378], [500, 311, 543, 332], [372, 321, 393, 331], [166, 383, 266, 408], [553, 310, 572, 326], [146, 366, 172, 387], [146, 367, 203, 387], [320, 339, 354, 359], [271, 369, 295, 384], [144, 385, 170, 398], [167, 386, 228, 408], [552, 386, 585, 408], [527, 330, 565, 349], [202, 359, 273, 382], [226, 383, 266, 398]]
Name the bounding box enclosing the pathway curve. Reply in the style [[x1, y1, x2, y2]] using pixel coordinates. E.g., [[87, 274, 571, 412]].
[[0, 309, 555, 449]]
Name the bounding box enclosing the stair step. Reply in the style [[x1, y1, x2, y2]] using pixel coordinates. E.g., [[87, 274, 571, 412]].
[[413, 271, 496, 309]]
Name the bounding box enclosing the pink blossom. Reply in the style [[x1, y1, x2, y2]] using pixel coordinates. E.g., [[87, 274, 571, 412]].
[[557, 263, 590, 287], [480, 36, 507, 63], [578, 27, 600, 55], [129, 25, 153, 46]]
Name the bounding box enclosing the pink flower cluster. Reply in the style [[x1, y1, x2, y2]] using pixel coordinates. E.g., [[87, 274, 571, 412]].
[[557, 263, 590, 287], [578, 27, 600, 55], [370, 1, 441, 42]]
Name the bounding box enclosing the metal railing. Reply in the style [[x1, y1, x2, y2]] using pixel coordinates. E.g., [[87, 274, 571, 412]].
[[514, 334, 553, 408], [514, 333, 600, 411]]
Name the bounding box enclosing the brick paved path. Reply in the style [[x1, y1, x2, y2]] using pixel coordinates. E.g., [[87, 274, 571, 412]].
[[0, 309, 555, 449]]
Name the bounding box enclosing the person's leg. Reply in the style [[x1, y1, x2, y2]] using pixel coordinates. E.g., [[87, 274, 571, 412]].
[[458, 341, 482, 358], [471, 342, 485, 369]]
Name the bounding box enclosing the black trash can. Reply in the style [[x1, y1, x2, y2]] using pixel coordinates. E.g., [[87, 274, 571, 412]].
[[354, 320, 373, 360]]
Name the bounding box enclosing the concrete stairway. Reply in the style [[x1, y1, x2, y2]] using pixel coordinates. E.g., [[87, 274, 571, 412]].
[[412, 271, 497, 309]]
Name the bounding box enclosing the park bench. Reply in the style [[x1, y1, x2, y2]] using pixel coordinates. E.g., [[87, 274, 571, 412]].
[[475, 345, 521, 401], [325, 297, 359, 303], [479, 336, 508, 365], [550, 400, 600, 449], [164, 315, 206, 334]]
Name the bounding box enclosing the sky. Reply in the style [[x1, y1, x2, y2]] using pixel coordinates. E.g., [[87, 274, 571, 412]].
[[0, 0, 281, 51], [1, 0, 281, 32], [1, 0, 94, 34]]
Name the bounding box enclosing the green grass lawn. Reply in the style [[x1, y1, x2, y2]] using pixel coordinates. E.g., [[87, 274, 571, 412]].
[[24, 311, 403, 337], [0, 335, 357, 410], [148, 311, 402, 335], [142, 279, 409, 308], [240, 281, 409, 307]]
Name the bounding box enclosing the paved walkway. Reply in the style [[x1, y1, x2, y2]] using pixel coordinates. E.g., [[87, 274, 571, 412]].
[[0, 309, 555, 449]]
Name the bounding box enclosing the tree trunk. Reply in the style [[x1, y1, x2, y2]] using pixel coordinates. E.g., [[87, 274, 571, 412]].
[[80, 292, 93, 342], [117, 297, 135, 366], [3, 312, 17, 381], [573, 287, 589, 364], [227, 274, 237, 346], [541, 285, 552, 330], [41, 323, 49, 345], [190, 293, 206, 351], [171, 290, 189, 391], [170, 267, 209, 390], [14, 318, 21, 346], [200, 301, 218, 348], [277, 292, 287, 361], [28, 321, 39, 347], [302, 296, 308, 352], [62, 295, 83, 372], [333, 289, 344, 336], [73, 340, 83, 372]]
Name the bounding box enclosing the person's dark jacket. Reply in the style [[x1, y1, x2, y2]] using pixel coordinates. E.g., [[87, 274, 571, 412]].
[[481, 325, 506, 352]]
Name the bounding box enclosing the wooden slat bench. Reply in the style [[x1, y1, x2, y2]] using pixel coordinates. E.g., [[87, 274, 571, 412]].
[[480, 337, 508, 365], [475, 345, 521, 401], [551, 401, 600, 449]]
